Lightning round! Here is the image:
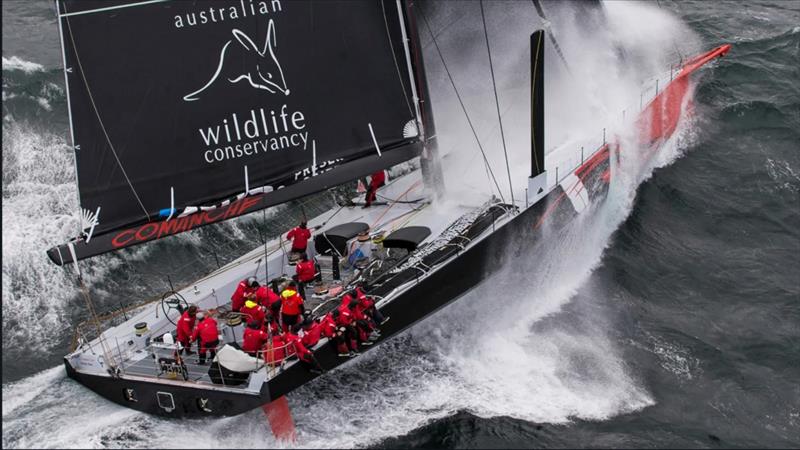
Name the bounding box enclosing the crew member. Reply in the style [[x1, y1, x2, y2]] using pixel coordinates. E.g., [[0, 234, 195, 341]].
[[231, 277, 259, 312], [300, 317, 323, 348], [239, 299, 266, 328], [356, 285, 387, 326], [280, 282, 305, 331], [284, 325, 322, 374], [346, 296, 374, 344], [256, 284, 280, 308], [326, 310, 352, 357], [241, 320, 269, 357], [364, 169, 386, 207], [294, 254, 317, 301], [333, 306, 359, 356], [263, 333, 286, 367], [258, 283, 282, 325], [286, 221, 312, 254], [176, 305, 197, 355], [192, 311, 219, 365]]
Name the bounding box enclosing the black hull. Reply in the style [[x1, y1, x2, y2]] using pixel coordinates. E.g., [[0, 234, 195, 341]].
[[67, 156, 610, 418], [64, 358, 268, 417]]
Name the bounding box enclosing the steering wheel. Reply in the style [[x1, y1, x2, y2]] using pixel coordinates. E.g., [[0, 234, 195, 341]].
[[161, 291, 188, 325]]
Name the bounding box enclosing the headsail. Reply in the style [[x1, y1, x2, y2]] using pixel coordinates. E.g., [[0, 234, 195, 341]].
[[49, 0, 432, 265]]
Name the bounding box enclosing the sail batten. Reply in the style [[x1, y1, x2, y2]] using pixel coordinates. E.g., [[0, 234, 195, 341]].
[[50, 0, 428, 264]]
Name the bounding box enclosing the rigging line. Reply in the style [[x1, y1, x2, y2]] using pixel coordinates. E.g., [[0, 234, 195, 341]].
[[370, 179, 422, 230], [418, 8, 506, 203], [63, 14, 151, 221], [381, 0, 414, 116], [480, 0, 515, 207]]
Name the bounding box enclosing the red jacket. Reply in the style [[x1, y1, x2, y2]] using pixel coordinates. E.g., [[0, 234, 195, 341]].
[[255, 286, 280, 308], [301, 321, 323, 348], [263, 335, 286, 365], [176, 310, 196, 342], [240, 300, 265, 326], [286, 226, 311, 250], [242, 327, 269, 354], [351, 303, 369, 322], [370, 170, 386, 189], [192, 317, 218, 344], [355, 287, 375, 308], [231, 280, 258, 312], [281, 289, 304, 316], [335, 306, 354, 327], [284, 332, 311, 359], [320, 314, 337, 338], [340, 294, 354, 309], [295, 260, 316, 283]]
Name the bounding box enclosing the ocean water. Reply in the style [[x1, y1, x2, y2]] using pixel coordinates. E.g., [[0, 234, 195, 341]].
[[3, 0, 799, 448]]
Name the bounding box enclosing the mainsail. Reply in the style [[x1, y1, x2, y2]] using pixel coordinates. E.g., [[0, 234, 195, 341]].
[[49, 0, 433, 265]]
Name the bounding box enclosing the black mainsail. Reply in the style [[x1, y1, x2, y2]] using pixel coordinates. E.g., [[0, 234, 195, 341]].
[[49, 0, 433, 265]]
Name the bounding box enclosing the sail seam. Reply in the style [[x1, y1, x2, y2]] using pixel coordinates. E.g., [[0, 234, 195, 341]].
[[63, 10, 151, 221]]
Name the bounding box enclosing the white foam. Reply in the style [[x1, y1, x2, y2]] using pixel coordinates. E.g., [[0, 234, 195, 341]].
[[1, 121, 123, 354], [2, 56, 45, 73]]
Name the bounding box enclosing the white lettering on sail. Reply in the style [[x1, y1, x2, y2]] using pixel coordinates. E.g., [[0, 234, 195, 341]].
[[174, 1, 281, 30], [199, 126, 222, 146], [202, 131, 309, 163], [198, 104, 310, 164]]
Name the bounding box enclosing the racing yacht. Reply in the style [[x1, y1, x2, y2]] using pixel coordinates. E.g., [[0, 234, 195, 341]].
[[47, 0, 729, 436]]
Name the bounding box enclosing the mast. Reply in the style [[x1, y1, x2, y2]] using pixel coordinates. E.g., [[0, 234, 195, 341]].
[[398, 0, 444, 198], [527, 30, 548, 202]]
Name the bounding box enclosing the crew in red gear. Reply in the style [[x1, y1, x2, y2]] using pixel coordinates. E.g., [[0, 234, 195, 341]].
[[280, 282, 305, 331], [231, 277, 259, 312], [356, 285, 386, 325], [293, 255, 316, 301], [263, 333, 286, 366], [284, 326, 322, 373], [241, 320, 269, 356], [295, 258, 316, 283], [256, 285, 280, 308], [176, 305, 198, 355], [364, 170, 386, 207], [286, 221, 312, 253], [300, 318, 323, 348], [191, 312, 219, 365], [259, 284, 282, 323], [319, 312, 338, 339], [239, 299, 266, 327], [347, 297, 373, 344], [332, 308, 359, 354]]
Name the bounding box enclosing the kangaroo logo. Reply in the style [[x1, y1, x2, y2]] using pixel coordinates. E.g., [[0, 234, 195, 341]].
[[183, 19, 289, 102]]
